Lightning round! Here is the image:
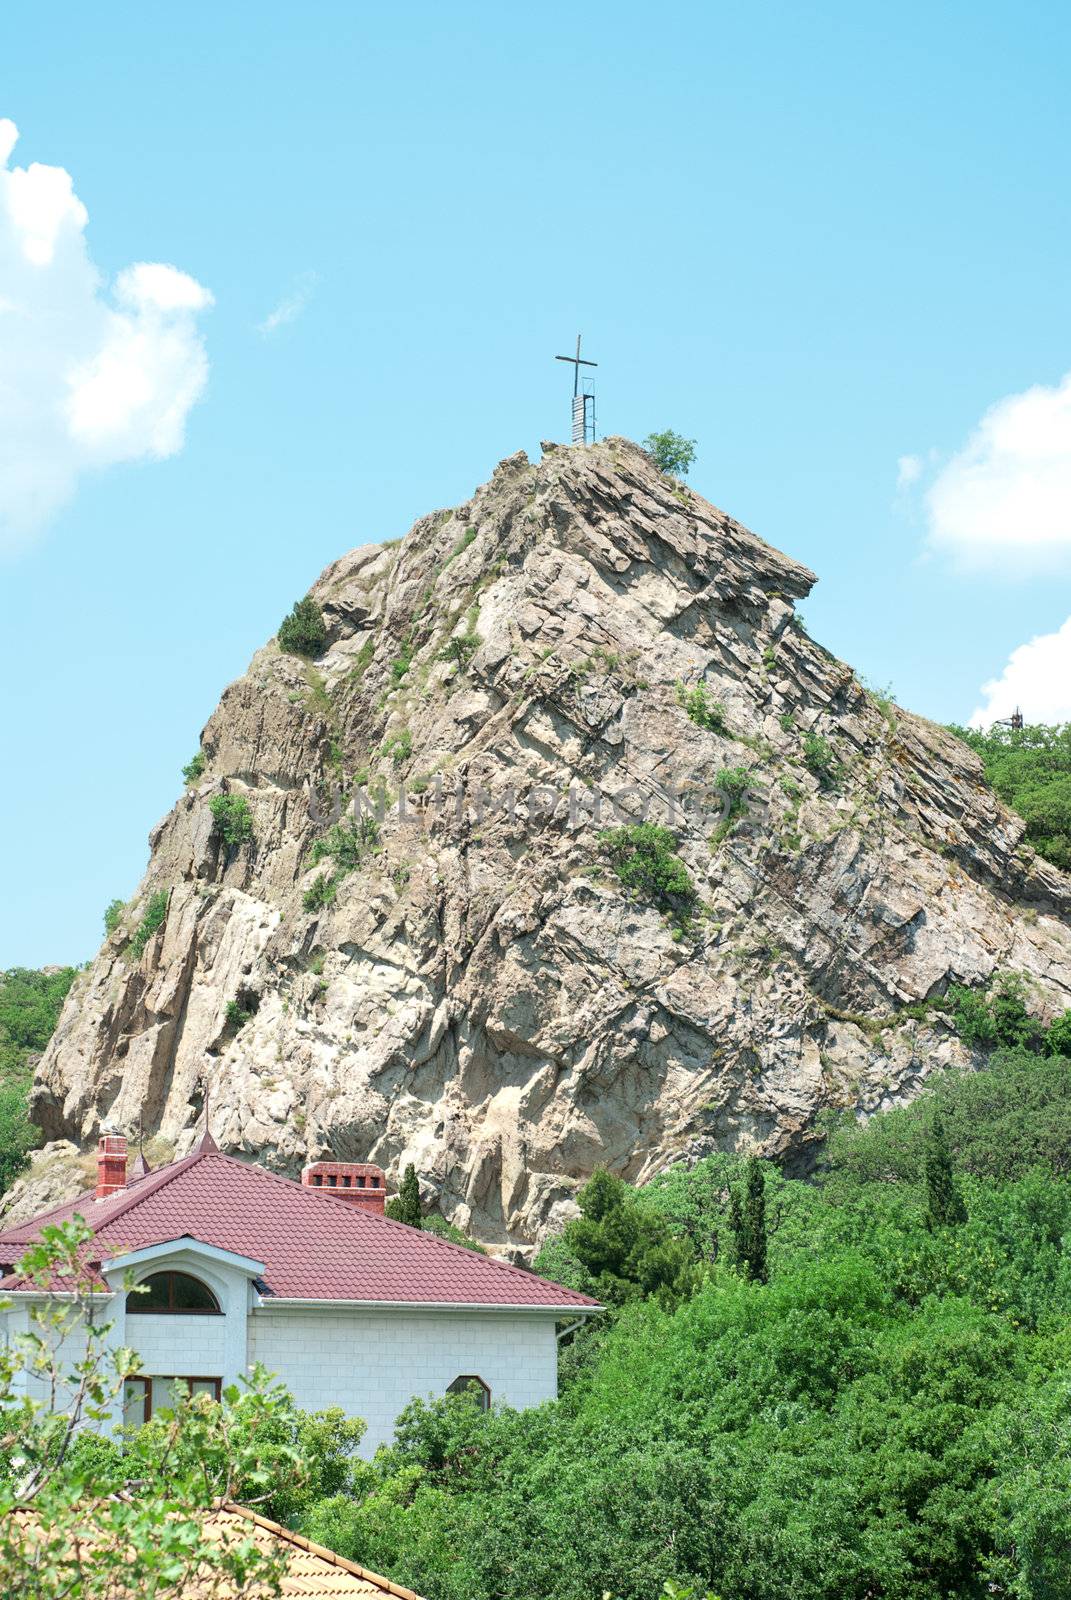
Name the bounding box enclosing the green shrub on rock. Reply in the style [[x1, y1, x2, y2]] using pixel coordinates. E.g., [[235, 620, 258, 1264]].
[[130, 890, 169, 958], [599, 823, 698, 926], [209, 793, 254, 851], [278, 597, 328, 659]]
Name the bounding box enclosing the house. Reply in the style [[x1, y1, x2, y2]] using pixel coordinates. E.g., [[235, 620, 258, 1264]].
[[0, 1129, 600, 1454]]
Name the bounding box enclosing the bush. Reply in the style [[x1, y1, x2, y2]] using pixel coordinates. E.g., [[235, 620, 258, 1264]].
[[130, 890, 169, 958], [802, 730, 842, 785], [599, 824, 698, 925], [947, 973, 1046, 1053], [182, 751, 205, 784], [102, 899, 125, 936], [303, 874, 337, 913], [278, 596, 328, 659], [308, 818, 378, 875], [676, 682, 726, 733], [209, 793, 254, 851], [382, 728, 413, 767], [643, 430, 697, 477]]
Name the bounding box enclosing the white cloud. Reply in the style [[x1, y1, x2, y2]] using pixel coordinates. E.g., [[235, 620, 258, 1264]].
[[969, 614, 1071, 728], [0, 118, 213, 552], [913, 371, 1071, 572], [258, 270, 318, 336], [897, 453, 922, 490]]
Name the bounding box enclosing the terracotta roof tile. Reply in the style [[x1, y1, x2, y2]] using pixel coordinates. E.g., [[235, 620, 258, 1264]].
[[0, 1147, 599, 1310]]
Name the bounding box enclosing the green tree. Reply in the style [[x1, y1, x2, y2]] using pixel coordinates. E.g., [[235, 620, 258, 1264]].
[[0, 966, 77, 1189], [278, 596, 328, 659], [924, 1110, 967, 1229], [181, 750, 206, 784], [103, 898, 125, 936], [554, 1168, 695, 1308], [386, 1163, 423, 1227], [1045, 1009, 1071, 1057], [643, 431, 697, 477]]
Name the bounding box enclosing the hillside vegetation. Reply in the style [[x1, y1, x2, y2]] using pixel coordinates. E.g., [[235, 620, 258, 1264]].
[[287, 1032, 1071, 1600], [953, 721, 1071, 872], [0, 966, 76, 1188]]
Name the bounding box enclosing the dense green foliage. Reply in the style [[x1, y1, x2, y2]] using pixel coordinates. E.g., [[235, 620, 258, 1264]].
[[952, 721, 1071, 871], [729, 1155, 769, 1280], [278, 595, 328, 658], [945, 971, 1071, 1058], [130, 889, 170, 958], [209, 792, 255, 851], [181, 750, 206, 783], [0, 966, 76, 1189], [643, 430, 697, 477], [102, 898, 125, 936], [289, 1048, 1071, 1600], [533, 1168, 696, 1309], [599, 823, 697, 926]]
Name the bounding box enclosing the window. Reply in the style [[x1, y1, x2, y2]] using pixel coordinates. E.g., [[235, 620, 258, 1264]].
[[446, 1374, 491, 1410], [122, 1375, 221, 1426], [126, 1270, 221, 1314]]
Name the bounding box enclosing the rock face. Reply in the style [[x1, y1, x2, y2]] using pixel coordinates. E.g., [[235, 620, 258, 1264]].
[[21, 439, 1071, 1251]]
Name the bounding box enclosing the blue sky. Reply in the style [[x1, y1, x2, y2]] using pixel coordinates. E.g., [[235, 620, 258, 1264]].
[[2, 0, 1069, 968]]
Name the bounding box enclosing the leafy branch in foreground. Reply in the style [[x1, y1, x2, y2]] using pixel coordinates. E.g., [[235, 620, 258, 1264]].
[[0, 1218, 302, 1598]]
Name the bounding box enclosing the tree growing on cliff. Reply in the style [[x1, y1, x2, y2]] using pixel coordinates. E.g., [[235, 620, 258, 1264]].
[[643, 430, 697, 478], [278, 596, 328, 659]]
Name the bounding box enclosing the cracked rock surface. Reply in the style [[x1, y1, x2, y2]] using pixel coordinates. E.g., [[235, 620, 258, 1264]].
[[12, 439, 1071, 1252]]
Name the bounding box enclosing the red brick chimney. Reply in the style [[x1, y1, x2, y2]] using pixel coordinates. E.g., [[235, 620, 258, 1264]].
[[96, 1130, 128, 1200], [301, 1161, 386, 1216]]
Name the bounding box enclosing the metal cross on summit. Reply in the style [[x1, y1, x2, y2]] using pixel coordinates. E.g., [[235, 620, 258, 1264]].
[[555, 333, 597, 444]]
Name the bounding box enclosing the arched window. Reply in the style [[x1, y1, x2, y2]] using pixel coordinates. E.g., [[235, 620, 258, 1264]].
[[446, 1374, 491, 1411], [127, 1271, 221, 1315]]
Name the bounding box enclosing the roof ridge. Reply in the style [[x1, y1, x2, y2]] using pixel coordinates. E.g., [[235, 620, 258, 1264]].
[[207, 1151, 593, 1303]]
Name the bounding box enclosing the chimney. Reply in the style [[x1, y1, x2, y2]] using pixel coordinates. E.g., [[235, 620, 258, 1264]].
[[96, 1130, 128, 1200], [302, 1161, 386, 1216]]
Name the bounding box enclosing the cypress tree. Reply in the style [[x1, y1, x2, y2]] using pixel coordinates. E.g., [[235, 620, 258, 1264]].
[[385, 1163, 423, 1228], [730, 1157, 769, 1283], [925, 1111, 967, 1229]]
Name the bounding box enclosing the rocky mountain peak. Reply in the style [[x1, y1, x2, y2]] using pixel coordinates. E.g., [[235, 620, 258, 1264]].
[[14, 438, 1071, 1250]]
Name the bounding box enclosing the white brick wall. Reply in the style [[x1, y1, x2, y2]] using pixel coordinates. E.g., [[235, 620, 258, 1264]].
[[248, 1306, 560, 1455], [3, 1274, 565, 1456]]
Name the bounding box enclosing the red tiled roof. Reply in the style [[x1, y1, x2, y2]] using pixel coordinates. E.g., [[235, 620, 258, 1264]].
[[0, 1142, 599, 1310]]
